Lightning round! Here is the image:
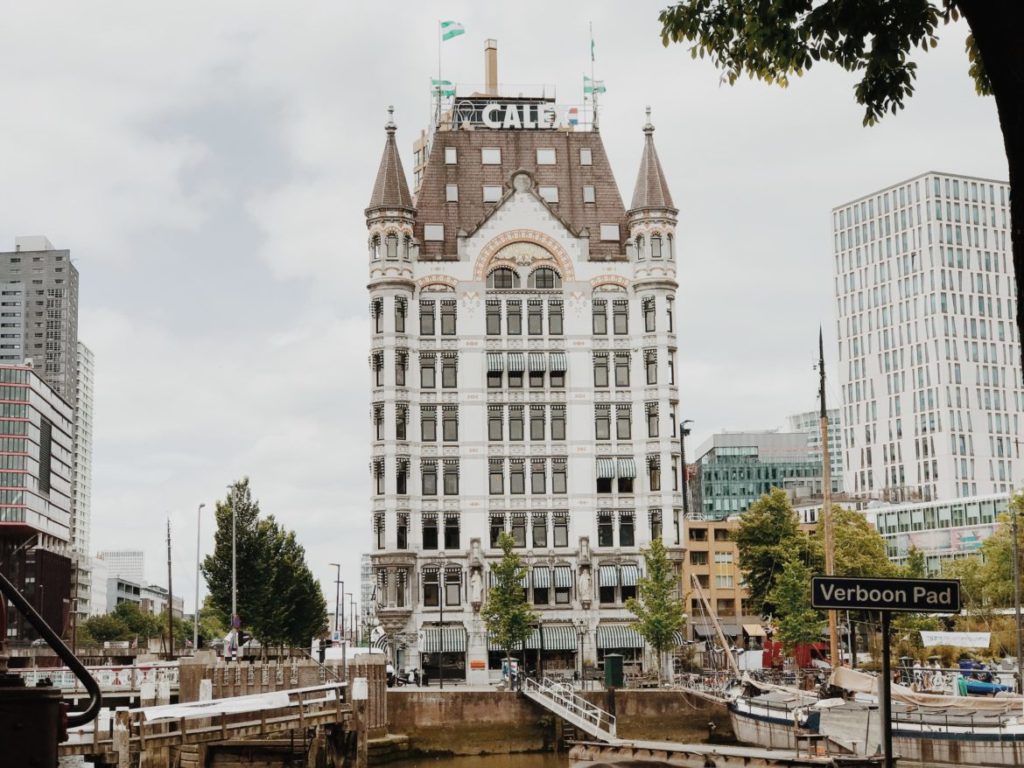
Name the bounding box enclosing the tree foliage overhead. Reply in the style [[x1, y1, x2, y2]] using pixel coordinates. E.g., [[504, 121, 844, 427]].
[[201, 478, 327, 648], [659, 1, 1024, 387], [626, 537, 686, 678], [481, 532, 536, 666], [660, 0, 988, 126]]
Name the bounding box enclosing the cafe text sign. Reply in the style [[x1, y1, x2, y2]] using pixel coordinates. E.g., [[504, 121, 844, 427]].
[[810, 576, 960, 614]]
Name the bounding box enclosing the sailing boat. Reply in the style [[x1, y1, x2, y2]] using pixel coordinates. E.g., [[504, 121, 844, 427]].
[[721, 334, 1024, 766]]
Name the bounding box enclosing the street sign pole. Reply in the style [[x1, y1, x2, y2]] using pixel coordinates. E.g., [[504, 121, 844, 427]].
[[810, 575, 961, 768], [880, 611, 893, 768]]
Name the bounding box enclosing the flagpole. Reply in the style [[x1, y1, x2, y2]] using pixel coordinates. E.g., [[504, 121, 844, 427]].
[[437, 20, 442, 126], [590, 21, 599, 130]]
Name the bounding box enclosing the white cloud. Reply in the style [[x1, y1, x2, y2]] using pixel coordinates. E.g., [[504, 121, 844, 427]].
[[0, 1, 1009, 610]]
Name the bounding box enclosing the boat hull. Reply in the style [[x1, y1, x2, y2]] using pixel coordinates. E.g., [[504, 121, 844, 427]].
[[729, 703, 1024, 767]]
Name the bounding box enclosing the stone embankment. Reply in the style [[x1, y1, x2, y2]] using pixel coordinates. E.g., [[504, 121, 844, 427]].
[[386, 688, 731, 757]]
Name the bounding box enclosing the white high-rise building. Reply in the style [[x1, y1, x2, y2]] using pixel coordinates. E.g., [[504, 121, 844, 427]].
[[833, 172, 1020, 502], [70, 342, 95, 618], [96, 549, 146, 585], [366, 42, 683, 683]]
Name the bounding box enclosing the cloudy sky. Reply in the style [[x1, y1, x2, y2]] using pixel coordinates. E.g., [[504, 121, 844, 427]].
[[0, 2, 1007, 615]]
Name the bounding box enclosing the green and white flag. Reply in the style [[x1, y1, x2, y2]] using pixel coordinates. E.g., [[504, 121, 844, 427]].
[[432, 78, 455, 97], [440, 20, 465, 41], [583, 75, 606, 94]]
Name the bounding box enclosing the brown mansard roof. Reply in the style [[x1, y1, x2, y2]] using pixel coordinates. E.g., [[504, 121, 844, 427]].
[[414, 129, 627, 260]]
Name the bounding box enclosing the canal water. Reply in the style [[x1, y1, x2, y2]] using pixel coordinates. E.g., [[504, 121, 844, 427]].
[[400, 756, 569, 768]]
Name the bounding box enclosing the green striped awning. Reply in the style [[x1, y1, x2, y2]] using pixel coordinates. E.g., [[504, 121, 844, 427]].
[[541, 625, 577, 651], [549, 352, 567, 372], [620, 564, 640, 587], [553, 566, 572, 588], [596, 458, 616, 479], [507, 353, 526, 372], [421, 625, 467, 653], [487, 352, 504, 372], [597, 624, 644, 649], [528, 352, 547, 372], [532, 567, 551, 588], [598, 565, 618, 587], [617, 457, 637, 479]]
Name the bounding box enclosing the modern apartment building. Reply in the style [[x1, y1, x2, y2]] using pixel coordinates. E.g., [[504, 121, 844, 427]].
[[787, 408, 844, 493], [693, 431, 824, 520], [833, 173, 1020, 501], [864, 492, 1007, 574], [0, 237, 79, 401], [0, 363, 75, 640], [366, 43, 683, 683], [96, 549, 146, 586]]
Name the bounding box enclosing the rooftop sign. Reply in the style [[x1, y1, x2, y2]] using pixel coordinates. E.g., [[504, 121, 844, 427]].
[[453, 99, 590, 130], [810, 576, 960, 613]]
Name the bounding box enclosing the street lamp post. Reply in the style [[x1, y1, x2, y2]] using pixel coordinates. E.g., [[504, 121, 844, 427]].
[[680, 420, 694, 521], [228, 485, 238, 662], [194, 503, 205, 653]]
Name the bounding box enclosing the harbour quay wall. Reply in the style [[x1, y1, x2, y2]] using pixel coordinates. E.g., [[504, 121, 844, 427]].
[[386, 688, 729, 756]]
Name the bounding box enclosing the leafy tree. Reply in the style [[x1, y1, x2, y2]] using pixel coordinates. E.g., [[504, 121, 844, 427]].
[[941, 554, 989, 614], [811, 506, 897, 578], [659, 1, 1024, 381], [197, 596, 228, 647], [903, 546, 927, 578], [769, 556, 826, 652], [113, 601, 162, 641], [734, 488, 809, 615], [481, 532, 536, 678], [80, 613, 128, 644], [626, 537, 686, 682], [201, 478, 327, 649]]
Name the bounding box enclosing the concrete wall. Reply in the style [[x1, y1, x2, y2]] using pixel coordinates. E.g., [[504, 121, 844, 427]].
[[386, 689, 730, 756]]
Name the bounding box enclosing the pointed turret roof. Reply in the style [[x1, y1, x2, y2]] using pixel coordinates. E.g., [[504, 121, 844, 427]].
[[629, 107, 675, 212], [367, 106, 414, 213]]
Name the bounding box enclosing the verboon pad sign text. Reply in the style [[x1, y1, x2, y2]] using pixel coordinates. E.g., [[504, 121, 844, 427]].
[[810, 576, 961, 613]]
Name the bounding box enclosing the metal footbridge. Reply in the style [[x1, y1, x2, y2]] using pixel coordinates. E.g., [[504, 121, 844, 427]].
[[521, 677, 619, 743]]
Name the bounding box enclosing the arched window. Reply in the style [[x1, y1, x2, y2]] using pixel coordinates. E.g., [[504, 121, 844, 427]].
[[386, 234, 399, 259], [403, 234, 412, 260], [528, 267, 561, 289], [651, 235, 662, 259], [487, 268, 520, 289], [370, 235, 381, 260], [635, 235, 645, 260], [667, 234, 674, 260]]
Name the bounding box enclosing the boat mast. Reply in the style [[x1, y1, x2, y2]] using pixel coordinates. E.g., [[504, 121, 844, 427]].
[[691, 573, 740, 677], [819, 328, 840, 666]]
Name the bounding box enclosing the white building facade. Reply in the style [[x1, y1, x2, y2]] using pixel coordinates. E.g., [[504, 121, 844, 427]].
[[96, 549, 145, 585], [366, 68, 683, 682], [833, 172, 1020, 502]]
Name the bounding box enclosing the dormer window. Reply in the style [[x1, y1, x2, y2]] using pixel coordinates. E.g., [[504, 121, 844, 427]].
[[424, 224, 444, 241], [600, 224, 620, 242], [483, 185, 502, 203], [580, 148, 593, 166], [445, 147, 457, 164], [446, 184, 459, 202], [537, 148, 556, 165], [482, 148, 501, 165], [539, 186, 559, 204], [583, 185, 595, 203]]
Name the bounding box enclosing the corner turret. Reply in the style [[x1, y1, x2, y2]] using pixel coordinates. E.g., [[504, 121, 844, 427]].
[[366, 106, 417, 277], [627, 107, 678, 270]]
